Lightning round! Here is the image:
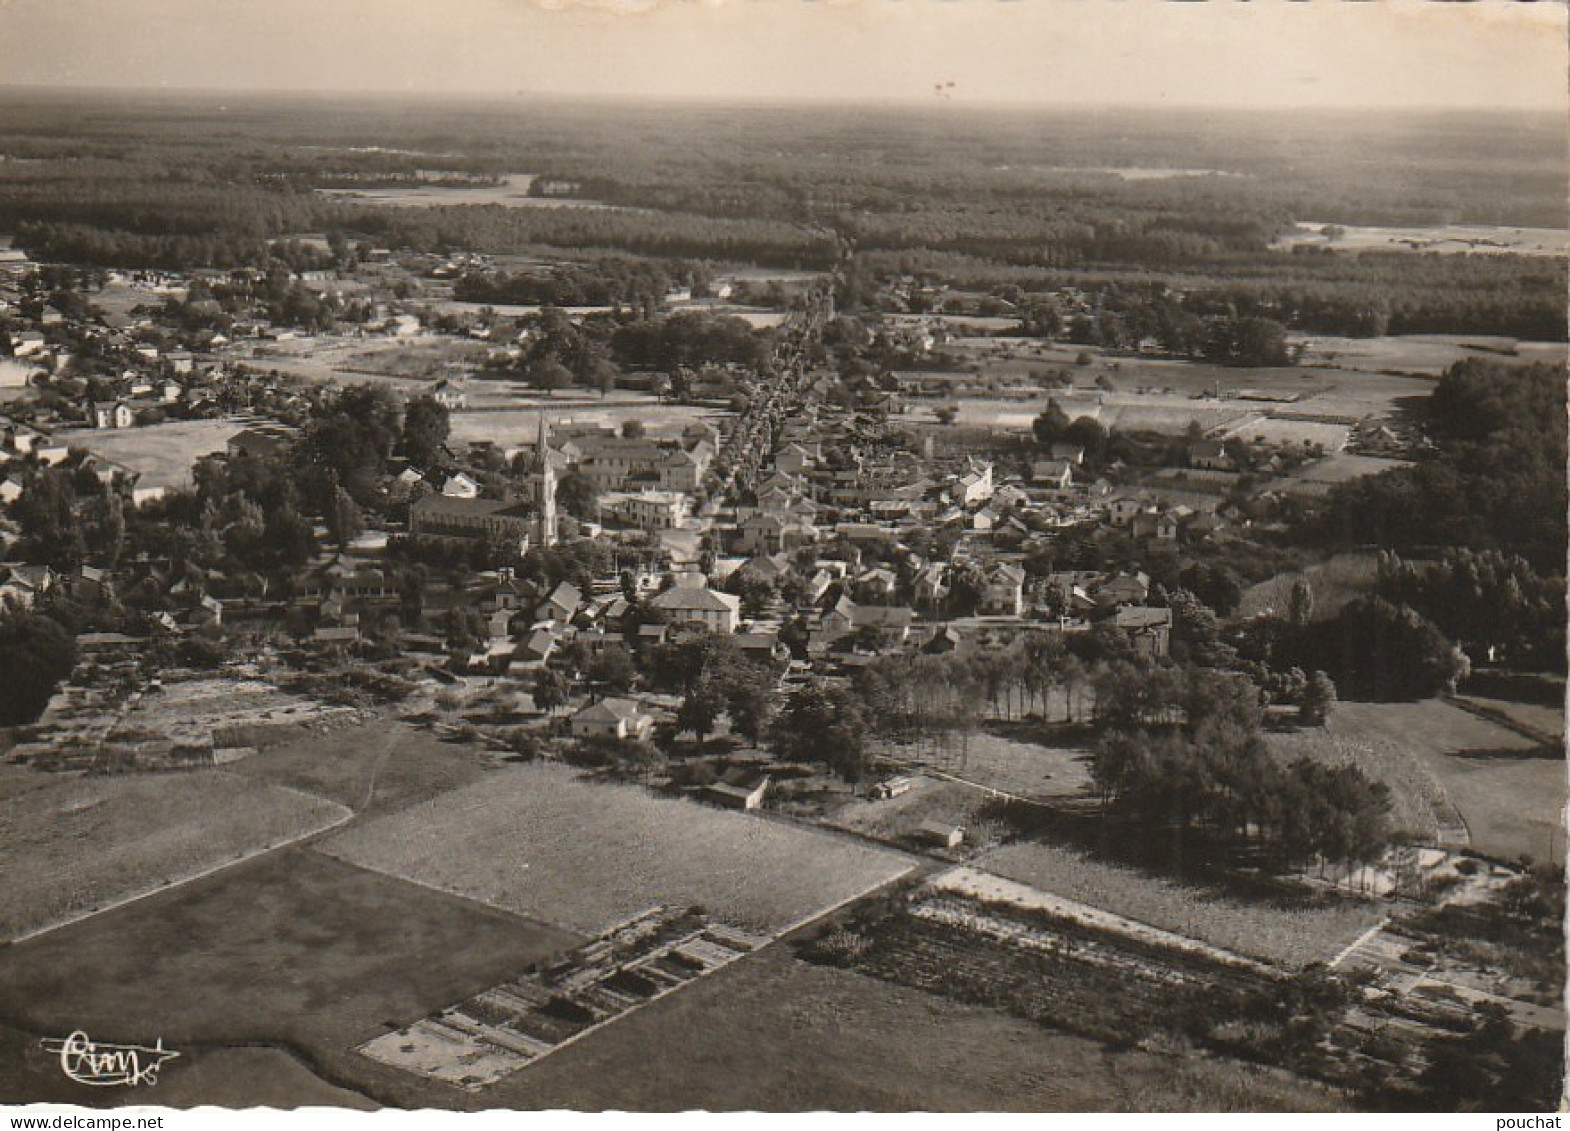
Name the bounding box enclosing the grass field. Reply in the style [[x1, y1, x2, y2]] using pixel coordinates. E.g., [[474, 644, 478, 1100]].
[[54, 419, 245, 490], [1451, 695, 1565, 745], [0, 770, 350, 940], [139, 1048, 380, 1110], [1267, 726, 1443, 842], [1328, 701, 1564, 863], [0, 847, 579, 1102], [828, 775, 986, 844], [319, 763, 916, 935], [320, 174, 620, 211], [975, 840, 1383, 970], [1237, 551, 1383, 620], [229, 718, 490, 816], [875, 727, 1094, 801], [478, 942, 1344, 1112], [1272, 222, 1567, 258], [1278, 453, 1411, 497], [449, 401, 723, 449]]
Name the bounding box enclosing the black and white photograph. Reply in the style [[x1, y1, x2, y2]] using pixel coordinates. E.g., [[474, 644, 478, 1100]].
[[0, 0, 1564, 1116]]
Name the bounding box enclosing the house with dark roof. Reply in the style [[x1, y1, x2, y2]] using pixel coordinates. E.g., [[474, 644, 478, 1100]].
[[1114, 605, 1173, 659], [409, 494, 535, 553], [648, 585, 741, 634], [703, 768, 771, 810]]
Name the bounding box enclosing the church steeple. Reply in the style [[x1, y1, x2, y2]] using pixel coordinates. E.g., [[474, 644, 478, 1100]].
[[535, 412, 557, 547]]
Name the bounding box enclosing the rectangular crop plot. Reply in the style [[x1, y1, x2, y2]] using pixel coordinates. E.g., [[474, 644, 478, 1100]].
[[319, 763, 915, 935]]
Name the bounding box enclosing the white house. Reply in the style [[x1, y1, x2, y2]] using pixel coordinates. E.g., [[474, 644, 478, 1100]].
[[615, 490, 688, 532], [571, 698, 655, 741], [441, 472, 481, 499], [88, 401, 135, 430]]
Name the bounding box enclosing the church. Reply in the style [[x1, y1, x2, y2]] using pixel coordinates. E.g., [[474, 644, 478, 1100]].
[[409, 414, 558, 554]]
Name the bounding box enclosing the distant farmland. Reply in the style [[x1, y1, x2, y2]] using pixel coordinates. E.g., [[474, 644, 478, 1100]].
[[319, 764, 915, 935]]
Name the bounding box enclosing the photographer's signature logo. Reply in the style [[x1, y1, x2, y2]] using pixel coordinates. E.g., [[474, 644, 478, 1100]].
[[41, 1030, 180, 1087]]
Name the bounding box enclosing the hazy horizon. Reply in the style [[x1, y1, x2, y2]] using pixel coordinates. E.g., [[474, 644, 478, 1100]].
[[0, 0, 1562, 113]]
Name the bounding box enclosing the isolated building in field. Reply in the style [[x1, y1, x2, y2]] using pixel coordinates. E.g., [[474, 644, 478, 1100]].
[[704, 768, 771, 811]]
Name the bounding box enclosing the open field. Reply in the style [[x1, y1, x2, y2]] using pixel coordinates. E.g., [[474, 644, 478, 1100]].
[[477, 940, 1345, 1112], [880, 727, 1094, 800], [1267, 726, 1444, 842], [1450, 695, 1565, 746], [827, 775, 987, 844], [1298, 333, 1569, 378], [319, 173, 621, 210], [1328, 701, 1564, 864], [1277, 453, 1411, 497], [54, 419, 245, 490], [1237, 551, 1383, 620], [0, 847, 579, 1105], [1272, 222, 1568, 257], [137, 1048, 380, 1110], [976, 840, 1383, 970], [449, 402, 724, 449], [1221, 416, 1349, 451], [320, 763, 915, 935], [229, 718, 491, 816], [234, 334, 480, 386], [0, 770, 350, 940], [930, 334, 1566, 437]]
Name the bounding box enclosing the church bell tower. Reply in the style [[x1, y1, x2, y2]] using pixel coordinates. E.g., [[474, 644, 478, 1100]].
[[535, 412, 557, 547]]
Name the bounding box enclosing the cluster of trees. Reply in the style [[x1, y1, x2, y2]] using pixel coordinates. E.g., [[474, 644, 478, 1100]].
[[11, 466, 127, 572], [453, 259, 680, 310], [608, 311, 772, 374], [854, 630, 1105, 746], [0, 610, 78, 725], [1238, 595, 1469, 703], [3, 101, 1561, 350], [768, 679, 871, 782], [647, 632, 777, 746], [1008, 260, 1566, 349], [1091, 662, 1391, 869], [1375, 549, 1564, 672], [1303, 360, 1566, 576]]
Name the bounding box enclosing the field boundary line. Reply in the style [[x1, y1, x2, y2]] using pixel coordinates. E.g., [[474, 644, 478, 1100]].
[[6, 797, 355, 946], [309, 847, 587, 936], [1328, 917, 1391, 969], [364, 859, 922, 1088], [1443, 694, 1563, 749]]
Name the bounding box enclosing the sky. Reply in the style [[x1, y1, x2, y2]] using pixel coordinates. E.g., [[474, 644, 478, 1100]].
[[0, 0, 1563, 112]]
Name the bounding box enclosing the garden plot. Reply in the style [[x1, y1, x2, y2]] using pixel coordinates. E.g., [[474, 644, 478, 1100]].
[[118, 677, 362, 754], [319, 762, 914, 935], [26, 675, 362, 771], [0, 770, 349, 940], [360, 907, 769, 1089], [1277, 453, 1411, 497], [830, 872, 1283, 1051]]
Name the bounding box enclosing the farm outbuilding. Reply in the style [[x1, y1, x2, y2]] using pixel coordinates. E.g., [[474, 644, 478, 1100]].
[[703, 769, 771, 811], [917, 820, 965, 849]]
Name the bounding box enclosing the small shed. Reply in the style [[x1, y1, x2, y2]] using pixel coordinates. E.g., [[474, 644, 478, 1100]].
[[917, 819, 965, 849]]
